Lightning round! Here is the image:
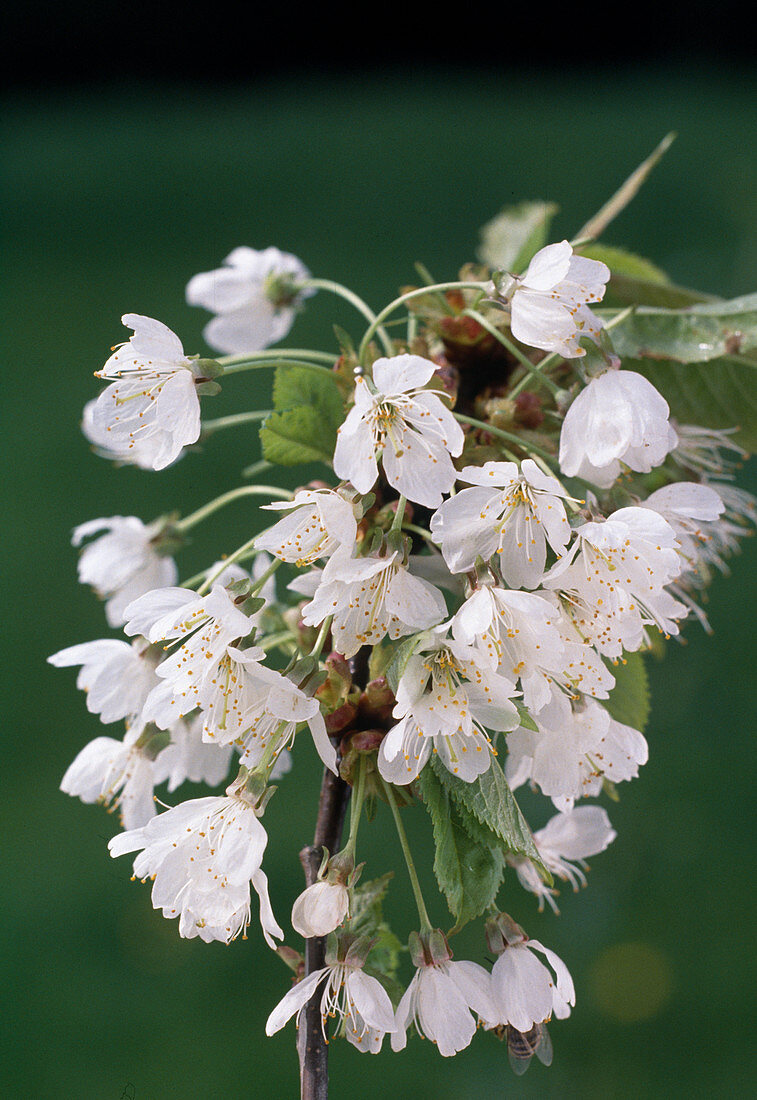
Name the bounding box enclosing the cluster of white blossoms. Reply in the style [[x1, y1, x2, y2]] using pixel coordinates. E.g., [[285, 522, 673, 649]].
[[53, 223, 755, 1082]]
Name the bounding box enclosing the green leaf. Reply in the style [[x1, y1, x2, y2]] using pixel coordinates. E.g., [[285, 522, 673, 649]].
[[608, 293, 757, 364], [580, 243, 671, 286], [259, 365, 345, 466], [628, 355, 757, 451], [604, 652, 651, 732], [575, 132, 676, 242], [429, 754, 546, 874], [260, 407, 336, 465], [417, 765, 505, 930], [478, 200, 559, 274]]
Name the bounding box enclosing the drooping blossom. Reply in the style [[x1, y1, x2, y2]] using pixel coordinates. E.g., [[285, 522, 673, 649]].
[[266, 938, 396, 1054], [203, 647, 337, 776], [48, 638, 161, 725], [291, 880, 351, 939], [510, 805, 616, 912], [392, 931, 497, 1057], [159, 713, 234, 792], [506, 691, 648, 809], [502, 240, 609, 358], [641, 482, 725, 576], [60, 723, 169, 830], [90, 315, 206, 471], [109, 785, 283, 947], [544, 506, 686, 658], [484, 914, 575, 1032], [301, 548, 447, 660], [378, 626, 519, 785], [255, 488, 358, 566], [430, 459, 572, 586], [452, 584, 613, 713], [123, 583, 258, 726], [559, 369, 678, 487], [186, 246, 313, 354], [332, 354, 464, 507], [71, 515, 178, 627]]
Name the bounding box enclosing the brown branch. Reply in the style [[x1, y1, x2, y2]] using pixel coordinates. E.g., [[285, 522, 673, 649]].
[[296, 760, 351, 1100]]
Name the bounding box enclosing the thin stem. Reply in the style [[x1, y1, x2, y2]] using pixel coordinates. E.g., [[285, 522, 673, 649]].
[[344, 755, 367, 858], [302, 278, 394, 357], [242, 459, 274, 479], [196, 542, 281, 596], [176, 484, 293, 533], [219, 349, 335, 366], [390, 495, 408, 533], [402, 521, 436, 546], [454, 412, 556, 465], [358, 280, 490, 364], [201, 409, 272, 434], [309, 615, 334, 660], [380, 776, 432, 933], [258, 629, 298, 652], [459, 307, 563, 398]]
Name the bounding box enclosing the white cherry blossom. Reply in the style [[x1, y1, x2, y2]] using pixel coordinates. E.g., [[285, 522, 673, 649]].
[[641, 482, 725, 576], [159, 713, 234, 792], [511, 805, 617, 912], [378, 628, 519, 785], [255, 488, 358, 566], [91, 315, 204, 471], [205, 648, 337, 776], [266, 947, 396, 1054], [429, 459, 572, 586], [60, 724, 167, 830], [332, 354, 464, 507], [452, 584, 613, 713], [109, 788, 283, 947], [48, 638, 160, 725], [485, 915, 575, 1031], [186, 246, 313, 353], [392, 943, 497, 1057], [301, 548, 447, 659], [506, 692, 648, 809], [504, 240, 609, 358], [291, 880, 350, 939], [72, 515, 178, 627], [123, 584, 258, 726], [544, 506, 686, 658], [559, 369, 678, 487]]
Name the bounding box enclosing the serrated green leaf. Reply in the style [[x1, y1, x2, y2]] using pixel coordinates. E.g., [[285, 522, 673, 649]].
[[259, 407, 336, 465], [604, 652, 651, 732], [478, 201, 559, 274], [418, 766, 505, 930], [385, 634, 423, 694], [628, 355, 757, 451], [260, 364, 345, 466], [608, 293, 757, 364], [429, 755, 545, 873]]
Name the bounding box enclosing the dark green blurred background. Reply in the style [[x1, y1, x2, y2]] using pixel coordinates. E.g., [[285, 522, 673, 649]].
[[5, 67, 756, 1098]]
